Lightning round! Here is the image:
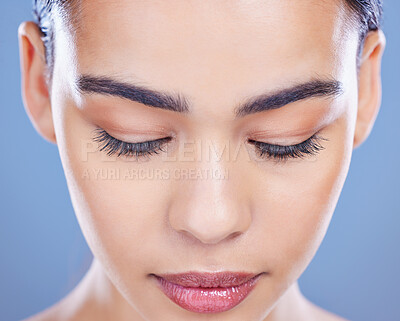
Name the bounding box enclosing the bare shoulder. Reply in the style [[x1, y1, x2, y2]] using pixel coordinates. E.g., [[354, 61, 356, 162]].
[[20, 302, 64, 321], [20, 294, 81, 321], [19, 273, 95, 321], [306, 299, 350, 321]]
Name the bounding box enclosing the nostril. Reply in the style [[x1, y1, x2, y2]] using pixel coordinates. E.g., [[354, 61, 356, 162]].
[[227, 231, 243, 240], [177, 228, 243, 246]]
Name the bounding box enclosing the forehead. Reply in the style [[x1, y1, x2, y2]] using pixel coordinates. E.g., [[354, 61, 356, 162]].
[[56, 0, 358, 107]]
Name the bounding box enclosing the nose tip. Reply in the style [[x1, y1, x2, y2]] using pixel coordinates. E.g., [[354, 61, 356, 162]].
[[168, 181, 252, 246], [175, 209, 250, 245]]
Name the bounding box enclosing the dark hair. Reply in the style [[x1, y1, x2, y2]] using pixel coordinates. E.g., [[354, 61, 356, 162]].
[[33, 0, 383, 79], [33, 0, 72, 81]]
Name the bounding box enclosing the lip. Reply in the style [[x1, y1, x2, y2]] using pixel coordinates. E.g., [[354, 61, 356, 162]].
[[153, 271, 263, 313]]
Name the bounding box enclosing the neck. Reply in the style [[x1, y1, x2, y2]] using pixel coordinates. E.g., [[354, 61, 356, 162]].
[[58, 257, 313, 321]]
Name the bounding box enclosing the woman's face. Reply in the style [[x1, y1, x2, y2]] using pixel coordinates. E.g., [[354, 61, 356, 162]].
[[48, 0, 359, 319]]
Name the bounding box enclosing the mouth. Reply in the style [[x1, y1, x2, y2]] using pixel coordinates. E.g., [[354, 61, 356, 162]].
[[152, 271, 264, 313]]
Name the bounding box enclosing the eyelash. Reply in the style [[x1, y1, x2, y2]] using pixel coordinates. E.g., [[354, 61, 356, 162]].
[[248, 133, 328, 162], [93, 128, 172, 159], [93, 128, 328, 162]]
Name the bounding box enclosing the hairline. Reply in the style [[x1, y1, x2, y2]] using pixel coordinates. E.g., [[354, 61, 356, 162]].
[[36, 0, 381, 84]]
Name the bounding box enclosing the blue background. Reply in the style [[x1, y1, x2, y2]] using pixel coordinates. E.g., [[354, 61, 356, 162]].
[[0, 1, 399, 321]]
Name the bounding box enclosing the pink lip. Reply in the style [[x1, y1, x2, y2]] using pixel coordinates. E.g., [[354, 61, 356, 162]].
[[153, 271, 263, 313]]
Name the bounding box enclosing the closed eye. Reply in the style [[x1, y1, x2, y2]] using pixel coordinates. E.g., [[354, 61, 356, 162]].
[[248, 133, 328, 163], [92, 128, 172, 159]]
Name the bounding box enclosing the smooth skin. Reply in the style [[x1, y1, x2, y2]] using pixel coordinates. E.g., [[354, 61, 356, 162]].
[[18, 1, 385, 320]]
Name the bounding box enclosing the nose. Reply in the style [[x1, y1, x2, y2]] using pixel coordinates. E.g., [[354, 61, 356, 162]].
[[167, 142, 252, 245]]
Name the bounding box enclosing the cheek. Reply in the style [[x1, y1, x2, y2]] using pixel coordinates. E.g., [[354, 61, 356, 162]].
[[251, 112, 354, 282], [56, 103, 174, 274]]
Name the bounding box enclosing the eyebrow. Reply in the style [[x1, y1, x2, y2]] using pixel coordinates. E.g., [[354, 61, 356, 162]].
[[76, 75, 344, 118], [77, 75, 190, 113]]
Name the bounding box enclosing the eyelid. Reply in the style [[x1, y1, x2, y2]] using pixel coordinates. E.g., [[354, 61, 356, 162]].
[[248, 128, 319, 143], [248, 134, 317, 147], [93, 126, 173, 143], [248, 124, 327, 144], [247, 131, 328, 162], [92, 127, 173, 158]]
